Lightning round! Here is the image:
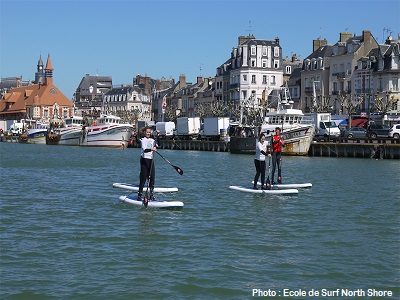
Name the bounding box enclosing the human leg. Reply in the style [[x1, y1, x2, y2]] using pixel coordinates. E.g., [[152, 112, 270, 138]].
[[254, 159, 261, 189]]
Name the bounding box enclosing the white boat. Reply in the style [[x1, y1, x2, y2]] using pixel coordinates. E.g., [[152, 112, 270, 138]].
[[20, 123, 48, 144], [80, 114, 134, 148], [230, 87, 315, 156], [260, 88, 315, 155], [58, 116, 84, 146]]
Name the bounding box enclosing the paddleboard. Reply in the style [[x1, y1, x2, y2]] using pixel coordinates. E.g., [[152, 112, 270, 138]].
[[113, 183, 178, 193], [252, 181, 312, 189], [229, 186, 298, 195], [119, 195, 184, 209]]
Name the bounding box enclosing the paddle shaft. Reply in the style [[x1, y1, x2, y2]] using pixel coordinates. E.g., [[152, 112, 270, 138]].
[[155, 151, 183, 175]]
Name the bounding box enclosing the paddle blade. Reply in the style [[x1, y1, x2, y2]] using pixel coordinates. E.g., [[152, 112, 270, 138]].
[[266, 177, 271, 189], [174, 166, 183, 175]]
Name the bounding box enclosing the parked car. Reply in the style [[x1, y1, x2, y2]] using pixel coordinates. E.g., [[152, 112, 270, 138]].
[[366, 124, 390, 138], [341, 127, 367, 138], [389, 124, 400, 138]]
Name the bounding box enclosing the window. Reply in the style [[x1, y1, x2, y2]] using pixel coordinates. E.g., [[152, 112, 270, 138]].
[[393, 78, 399, 91], [274, 60, 279, 69], [243, 74, 247, 82], [286, 66, 291, 74], [333, 82, 337, 93], [251, 60, 256, 67], [333, 64, 337, 74], [271, 76, 276, 85], [251, 75, 256, 84], [263, 75, 267, 84], [251, 46, 256, 55], [44, 109, 48, 117], [274, 47, 279, 57], [262, 47, 267, 56], [262, 59, 267, 68]]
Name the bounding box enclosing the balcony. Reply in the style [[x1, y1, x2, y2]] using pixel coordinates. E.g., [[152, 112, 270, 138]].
[[230, 83, 239, 90]]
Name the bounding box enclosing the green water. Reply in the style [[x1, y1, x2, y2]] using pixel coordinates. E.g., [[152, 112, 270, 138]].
[[0, 143, 399, 299]]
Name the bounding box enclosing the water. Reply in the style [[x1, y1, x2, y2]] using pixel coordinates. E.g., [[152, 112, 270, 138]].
[[0, 143, 399, 299]]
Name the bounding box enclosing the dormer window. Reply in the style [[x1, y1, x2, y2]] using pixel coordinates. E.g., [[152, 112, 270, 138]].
[[251, 46, 256, 55], [347, 44, 353, 53], [274, 47, 280, 57]]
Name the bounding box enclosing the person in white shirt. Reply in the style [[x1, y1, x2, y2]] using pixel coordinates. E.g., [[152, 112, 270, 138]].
[[253, 133, 271, 190], [132, 126, 160, 206]]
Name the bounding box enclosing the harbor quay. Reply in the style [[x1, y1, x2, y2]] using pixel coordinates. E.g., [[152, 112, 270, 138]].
[[2, 134, 399, 158], [139, 138, 400, 159]]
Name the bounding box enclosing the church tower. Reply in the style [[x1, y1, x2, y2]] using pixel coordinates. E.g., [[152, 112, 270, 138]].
[[35, 54, 45, 84], [45, 54, 54, 85]]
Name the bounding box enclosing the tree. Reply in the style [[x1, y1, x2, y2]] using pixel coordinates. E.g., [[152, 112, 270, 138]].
[[194, 102, 208, 122], [164, 104, 179, 122], [311, 95, 334, 113], [336, 93, 364, 127], [372, 91, 398, 124], [210, 101, 228, 117]]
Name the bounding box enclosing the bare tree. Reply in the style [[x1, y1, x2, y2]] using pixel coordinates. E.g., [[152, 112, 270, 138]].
[[336, 93, 364, 127], [228, 102, 241, 122], [210, 101, 228, 117], [194, 102, 208, 122], [115, 109, 141, 126], [164, 104, 180, 122], [372, 91, 398, 124], [311, 95, 334, 113]]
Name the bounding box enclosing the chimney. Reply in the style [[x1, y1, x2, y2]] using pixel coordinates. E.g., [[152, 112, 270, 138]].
[[238, 34, 255, 45], [313, 38, 327, 52], [16, 77, 21, 88], [197, 76, 203, 85], [179, 74, 186, 88], [291, 54, 297, 62], [362, 30, 371, 42], [340, 32, 352, 43]]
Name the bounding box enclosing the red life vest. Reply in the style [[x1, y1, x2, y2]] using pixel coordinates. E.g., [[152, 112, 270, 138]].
[[272, 135, 282, 152]]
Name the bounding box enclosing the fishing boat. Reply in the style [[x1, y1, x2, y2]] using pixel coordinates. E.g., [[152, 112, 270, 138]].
[[80, 114, 134, 148], [21, 123, 48, 144], [230, 87, 315, 155], [58, 116, 84, 146]]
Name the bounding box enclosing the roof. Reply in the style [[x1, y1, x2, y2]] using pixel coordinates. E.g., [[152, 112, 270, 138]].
[[0, 82, 74, 115]]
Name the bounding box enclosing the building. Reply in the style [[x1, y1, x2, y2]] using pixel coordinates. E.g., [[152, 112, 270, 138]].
[[301, 39, 333, 113], [74, 74, 113, 116], [102, 84, 152, 123], [0, 55, 74, 122], [215, 34, 283, 122]]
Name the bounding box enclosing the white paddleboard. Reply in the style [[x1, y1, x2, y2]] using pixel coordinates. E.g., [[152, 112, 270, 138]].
[[229, 186, 298, 195], [119, 195, 184, 209], [253, 181, 312, 189], [113, 183, 178, 193]]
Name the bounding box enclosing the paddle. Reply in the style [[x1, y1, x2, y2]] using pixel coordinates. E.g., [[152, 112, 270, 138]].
[[265, 156, 271, 189], [155, 151, 183, 175]]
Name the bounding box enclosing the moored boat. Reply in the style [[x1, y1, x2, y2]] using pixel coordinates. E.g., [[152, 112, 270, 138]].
[[21, 123, 48, 144], [230, 87, 315, 155], [80, 114, 134, 148], [58, 116, 84, 146]]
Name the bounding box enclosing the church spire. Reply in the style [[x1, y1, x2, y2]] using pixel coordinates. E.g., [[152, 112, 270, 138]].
[[35, 54, 45, 84], [45, 54, 54, 85]]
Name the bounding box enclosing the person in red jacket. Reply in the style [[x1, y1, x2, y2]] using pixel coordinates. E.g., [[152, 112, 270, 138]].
[[271, 127, 285, 184]]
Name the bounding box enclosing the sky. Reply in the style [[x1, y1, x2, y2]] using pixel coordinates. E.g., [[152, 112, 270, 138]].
[[1, 0, 399, 100]]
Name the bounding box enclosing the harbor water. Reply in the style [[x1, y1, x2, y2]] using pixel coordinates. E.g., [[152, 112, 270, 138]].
[[0, 143, 399, 299]]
